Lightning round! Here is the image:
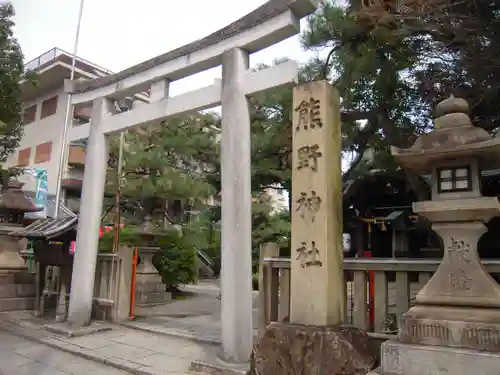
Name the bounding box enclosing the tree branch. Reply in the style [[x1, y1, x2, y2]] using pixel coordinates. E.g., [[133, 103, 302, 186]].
[[322, 45, 342, 79], [342, 117, 378, 183]]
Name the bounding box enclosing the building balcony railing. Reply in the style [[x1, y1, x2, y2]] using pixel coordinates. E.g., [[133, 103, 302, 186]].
[[25, 47, 114, 76]]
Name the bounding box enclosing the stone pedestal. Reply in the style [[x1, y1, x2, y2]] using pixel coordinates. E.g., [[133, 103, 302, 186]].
[[0, 226, 36, 312], [0, 226, 28, 273], [381, 340, 500, 375], [135, 247, 171, 306]]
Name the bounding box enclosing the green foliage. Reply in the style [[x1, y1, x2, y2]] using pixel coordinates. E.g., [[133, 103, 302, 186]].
[[0, 4, 30, 187], [183, 208, 221, 270], [98, 226, 142, 253], [252, 273, 259, 291], [118, 113, 219, 196], [153, 230, 197, 289], [251, 199, 290, 258]]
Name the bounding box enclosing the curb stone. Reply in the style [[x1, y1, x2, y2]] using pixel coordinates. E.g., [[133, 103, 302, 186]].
[[190, 360, 248, 375], [121, 322, 222, 346]]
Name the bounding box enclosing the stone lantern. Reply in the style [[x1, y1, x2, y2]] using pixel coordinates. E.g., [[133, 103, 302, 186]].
[[133, 215, 172, 305], [0, 181, 41, 273], [379, 96, 500, 374]]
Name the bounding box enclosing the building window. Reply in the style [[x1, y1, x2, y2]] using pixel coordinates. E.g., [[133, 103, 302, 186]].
[[437, 166, 472, 193], [17, 148, 31, 166], [40, 96, 58, 119], [22, 105, 37, 124], [35, 142, 52, 163]]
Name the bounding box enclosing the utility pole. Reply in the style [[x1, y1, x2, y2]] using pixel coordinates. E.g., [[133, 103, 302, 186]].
[[54, 0, 85, 217]]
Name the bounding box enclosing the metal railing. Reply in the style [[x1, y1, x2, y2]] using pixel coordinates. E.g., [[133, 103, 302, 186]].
[[25, 47, 114, 75]]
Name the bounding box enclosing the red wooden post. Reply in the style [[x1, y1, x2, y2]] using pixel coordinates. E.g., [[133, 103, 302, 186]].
[[363, 250, 375, 331], [129, 248, 138, 320]]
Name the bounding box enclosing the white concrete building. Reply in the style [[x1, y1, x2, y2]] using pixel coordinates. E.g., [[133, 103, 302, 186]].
[[4, 48, 113, 206], [6, 48, 147, 212]]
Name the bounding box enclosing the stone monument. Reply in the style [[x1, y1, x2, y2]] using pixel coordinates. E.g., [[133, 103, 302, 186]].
[[252, 81, 376, 375], [0, 181, 42, 311], [381, 96, 500, 374], [134, 215, 171, 306], [0, 181, 41, 272]]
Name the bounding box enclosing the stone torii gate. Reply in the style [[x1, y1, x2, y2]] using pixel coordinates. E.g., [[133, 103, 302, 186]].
[[64, 0, 318, 363]]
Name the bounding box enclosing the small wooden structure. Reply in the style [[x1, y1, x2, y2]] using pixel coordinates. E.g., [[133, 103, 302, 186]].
[[10, 216, 78, 319]]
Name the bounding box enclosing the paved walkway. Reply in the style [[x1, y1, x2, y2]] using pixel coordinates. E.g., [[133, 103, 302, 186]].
[[129, 281, 259, 345], [0, 310, 245, 375], [0, 330, 129, 375]]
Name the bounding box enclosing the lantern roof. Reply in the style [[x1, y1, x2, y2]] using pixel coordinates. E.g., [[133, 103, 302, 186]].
[[391, 96, 500, 174], [133, 215, 169, 238], [0, 181, 42, 213]]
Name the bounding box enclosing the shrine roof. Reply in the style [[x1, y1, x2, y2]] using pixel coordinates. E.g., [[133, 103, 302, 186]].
[[10, 216, 78, 239]]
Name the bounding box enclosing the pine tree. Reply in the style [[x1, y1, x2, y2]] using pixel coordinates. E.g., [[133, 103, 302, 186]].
[[106, 112, 220, 224]]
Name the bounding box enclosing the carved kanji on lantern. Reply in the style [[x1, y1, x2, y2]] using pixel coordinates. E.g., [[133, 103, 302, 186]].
[[447, 237, 472, 264]]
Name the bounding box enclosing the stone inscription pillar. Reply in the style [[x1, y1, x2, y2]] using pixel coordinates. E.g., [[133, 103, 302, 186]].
[[68, 97, 114, 326], [290, 81, 344, 326], [220, 47, 253, 363]]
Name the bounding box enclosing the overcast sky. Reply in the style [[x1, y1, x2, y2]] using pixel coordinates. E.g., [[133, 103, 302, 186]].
[[11, 0, 320, 96]]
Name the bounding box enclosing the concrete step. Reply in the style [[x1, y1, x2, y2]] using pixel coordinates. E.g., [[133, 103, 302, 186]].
[[0, 297, 35, 311], [0, 283, 36, 298], [135, 290, 172, 306]]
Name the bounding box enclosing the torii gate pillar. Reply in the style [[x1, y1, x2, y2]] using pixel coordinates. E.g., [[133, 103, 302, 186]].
[[220, 48, 253, 362]]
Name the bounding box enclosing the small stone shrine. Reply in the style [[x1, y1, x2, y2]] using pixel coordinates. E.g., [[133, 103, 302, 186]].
[[134, 215, 171, 306], [252, 81, 376, 375], [0, 181, 42, 311], [381, 96, 500, 374]]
